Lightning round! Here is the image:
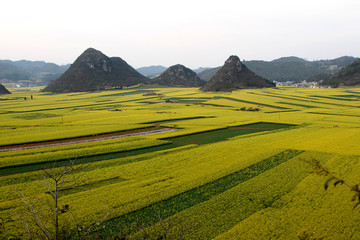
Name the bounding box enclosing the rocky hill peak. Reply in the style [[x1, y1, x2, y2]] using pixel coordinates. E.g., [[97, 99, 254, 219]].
[[200, 55, 275, 92], [221, 55, 246, 77], [225, 55, 243, 70], [151, 64, 205, 87], [43, 48, 148, 93], [167, 64, 195, 77], [78, 48, 112, 73]]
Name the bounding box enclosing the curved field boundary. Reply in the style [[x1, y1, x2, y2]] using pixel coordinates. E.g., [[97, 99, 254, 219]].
[[105, 149, 304, 235], [217, 96, 290, 109], [142, 116, 215, 125], [307, 112, 360, 117], [0, 127, 176, 152], [161, 122, 295, 145], [275, 101, 318, 108], [311, 95, 360, 102], [0, 116, 214, 151], [1, 122, 296, 175], [254, 92, 359, 108]]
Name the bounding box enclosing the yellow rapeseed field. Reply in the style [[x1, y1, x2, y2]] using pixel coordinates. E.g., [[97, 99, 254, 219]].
[[0, 86, 360, 239]]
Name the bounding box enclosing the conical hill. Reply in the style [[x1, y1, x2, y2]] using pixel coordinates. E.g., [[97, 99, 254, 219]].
[[200, 55, 275, 92], [152, 64, 206, 87], [43, 48, 149, 93]]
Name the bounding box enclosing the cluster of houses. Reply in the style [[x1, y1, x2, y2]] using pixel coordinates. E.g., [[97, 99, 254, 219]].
[[275, 80, 331, 88]]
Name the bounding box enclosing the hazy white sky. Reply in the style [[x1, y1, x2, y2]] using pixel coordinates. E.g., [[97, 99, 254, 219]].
[[1, 0, 360, 68]]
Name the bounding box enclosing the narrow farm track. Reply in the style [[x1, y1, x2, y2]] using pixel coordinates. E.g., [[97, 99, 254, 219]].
[[0, 127, 176, 152]]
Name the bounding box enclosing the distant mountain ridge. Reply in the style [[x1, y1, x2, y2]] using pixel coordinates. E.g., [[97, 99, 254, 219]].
[[43, 48, 149, 93], [151, 64, 206, 87], [136, 65, 167, 78], [0, 59, 69, 86], [197, 56, 358, 82], [2, 54, 358, 87], [201, 56, 275, 92], [271, 56, 307, 63], [197, 67, 221, 82], [193, 67, 212, 73]]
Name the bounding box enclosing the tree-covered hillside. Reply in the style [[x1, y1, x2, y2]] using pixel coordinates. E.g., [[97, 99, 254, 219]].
[[0, 60, 69, 86], [197, 56, 358, 82]]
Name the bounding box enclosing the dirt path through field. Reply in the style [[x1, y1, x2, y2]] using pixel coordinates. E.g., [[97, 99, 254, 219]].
[[0, 127, 176, 152]]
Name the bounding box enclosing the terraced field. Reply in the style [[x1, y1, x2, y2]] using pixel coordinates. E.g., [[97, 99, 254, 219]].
[[1, 87, 360, 239]]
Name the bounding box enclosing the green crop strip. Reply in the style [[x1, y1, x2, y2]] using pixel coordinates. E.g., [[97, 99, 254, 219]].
[[58, 176, 127, 196], [163, 122, 295, 146], [256, 92, 319, 102], [2, 123, 294, 175], [265, 110, 300, 113], [100, 90, 153, 97], [333, 94, 360, 98], [275, 102, 318, 108], [217, 96, 290, 109], [307, 112, 360, 117], [311, 95, 359, 101], [12, 113, 60, 120], [0, 143, 173, 175], [142, 116, 214, 125], [255, 92, 359, 108], [104, 149, 304, 235], [344, 90, 360, 95], [1, 96, 158, 114]]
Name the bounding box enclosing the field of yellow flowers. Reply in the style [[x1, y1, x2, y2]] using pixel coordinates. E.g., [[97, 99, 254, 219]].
[[0, 86, 360, 239]]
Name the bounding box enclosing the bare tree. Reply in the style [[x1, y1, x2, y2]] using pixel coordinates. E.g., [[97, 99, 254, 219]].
[[16, 160, 91, 240], [15, 160, 186, 240]]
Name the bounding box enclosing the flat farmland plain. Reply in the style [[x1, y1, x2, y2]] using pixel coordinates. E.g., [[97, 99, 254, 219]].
[[1, 87, 360, 239]]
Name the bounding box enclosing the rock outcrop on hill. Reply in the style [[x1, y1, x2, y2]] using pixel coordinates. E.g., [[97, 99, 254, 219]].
[[0, 84, 11, 94], [151, 64, 206, 87], [43, 48, 148, 93], [200, 56, 275, 92], [320, 59, 360, 87]]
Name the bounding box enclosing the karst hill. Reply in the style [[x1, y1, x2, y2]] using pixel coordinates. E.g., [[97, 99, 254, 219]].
[[321, 59, 360, 87], [0, 84, 11, 94], [43, 48, 149, 93], [200, 55, 275, 92], [151, 64, 206, 87]]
